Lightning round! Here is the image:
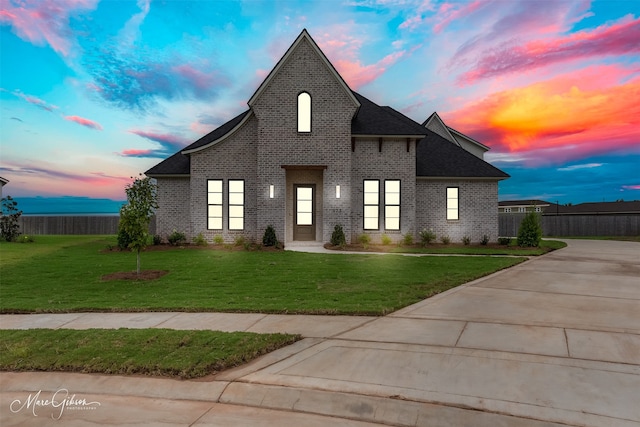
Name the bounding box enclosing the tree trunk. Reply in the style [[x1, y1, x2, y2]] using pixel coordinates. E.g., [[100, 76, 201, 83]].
[[136, 248, 141, 275]]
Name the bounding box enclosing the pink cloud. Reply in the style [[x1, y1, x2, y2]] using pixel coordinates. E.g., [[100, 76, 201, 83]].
[[443, 65, 640, 166], [458, 15, 640, 85], [432, 1, 484, 33], [64, 115, 103, 130], [7, 90, 58, 111], [0, 162, 130, 198], [316, 27, 415, 89], [622, 185, 640, 190], [120, 149, 155, 157], [129, 130, 189, 148], [0, 0, 98, 57]]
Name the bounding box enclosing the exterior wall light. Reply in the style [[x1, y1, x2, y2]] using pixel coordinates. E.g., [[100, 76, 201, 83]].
[[269, 185, 274, 198], [336, 185, 341, 199]]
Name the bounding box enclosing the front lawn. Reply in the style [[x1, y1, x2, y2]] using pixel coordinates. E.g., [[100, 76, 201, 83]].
[[0, 329, 299, 379], [0, 236, 526, 315]]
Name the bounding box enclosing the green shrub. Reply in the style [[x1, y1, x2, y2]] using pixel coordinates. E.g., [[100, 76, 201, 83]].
[[168, 230, 187, 246], [381, 234, 392, 246], [517, 211, 542, 247], [440, 235, 451, 245], [233, 235, 246, 247], [16, 235, 34, 243], [419, 228, 436, 246], [192, 232, 208, 246], [481, 234, 490, 246], [262, 225, 278, 247], [0, 196, 22, 242], [498, 237, 511, 246], [402, 233, 414, 246], [462, 236, 471, 245], [153, 234, 163, 245], [213, 235, 224, 245], [358, 233, 371, 248], [330, 224, 346, 247]]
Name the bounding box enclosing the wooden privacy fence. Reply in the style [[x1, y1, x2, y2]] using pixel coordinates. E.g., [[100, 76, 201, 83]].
[[18, 216, 156, 235], [499, 213, 640, 237]]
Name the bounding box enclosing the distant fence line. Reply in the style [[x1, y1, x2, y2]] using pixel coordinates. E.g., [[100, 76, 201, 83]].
[[18, 216, 156, 235], [15, 214, 639, 237], [499, 213, 640, 237]]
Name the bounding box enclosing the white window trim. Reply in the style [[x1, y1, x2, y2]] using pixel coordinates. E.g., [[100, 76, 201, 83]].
[[363, 179, 379, 230], [446, 187, 459, 221], [228, 179, 244, 231], [384, 180, 400, 231], [207, 179, 223, 230], [297, 92, 311, 133]]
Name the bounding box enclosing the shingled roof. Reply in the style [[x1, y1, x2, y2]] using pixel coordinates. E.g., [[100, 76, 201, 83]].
[[147, 93, 507, 180], [416, 130, 509, 179], [351, 92, 427, 137]]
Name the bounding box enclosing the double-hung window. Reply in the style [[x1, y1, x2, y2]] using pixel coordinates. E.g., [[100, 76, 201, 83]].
[[207, 180, 223, 230], [384, 180, 400, 230], [446, 187, 459, 220], [228, 180, 244, 230], [363, 180, 379, 230]]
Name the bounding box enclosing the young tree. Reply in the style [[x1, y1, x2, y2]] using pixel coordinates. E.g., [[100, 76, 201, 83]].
[[517, 211, 543, 247], [0, 196, 22, 242], [118, 175, 158, 274]]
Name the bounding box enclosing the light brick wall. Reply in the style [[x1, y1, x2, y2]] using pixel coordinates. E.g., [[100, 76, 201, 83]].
[[189, 115, 258, 243], [351, 138, 417, 243], [416, 179, 499, 243], [251, 37, 358, 243], [155, 177, 190, 238]]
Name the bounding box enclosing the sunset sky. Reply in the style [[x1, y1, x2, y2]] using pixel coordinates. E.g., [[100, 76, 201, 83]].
[[1, 0, 639, 213]]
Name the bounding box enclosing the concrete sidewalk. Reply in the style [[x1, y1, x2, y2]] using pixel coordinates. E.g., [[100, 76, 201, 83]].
[[1, 239, 639, 426]]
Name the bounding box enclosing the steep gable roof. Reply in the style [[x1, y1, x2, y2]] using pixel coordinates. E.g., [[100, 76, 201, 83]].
[[351, 92, 426, 137], [417, 130, 509, 179], [422, 112, 459, 147], [248, 29, 360, 113], [182, 110, 251, 154]]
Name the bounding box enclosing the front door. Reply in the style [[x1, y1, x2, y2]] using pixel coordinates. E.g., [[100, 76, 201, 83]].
[[294, 185, 315, 241]]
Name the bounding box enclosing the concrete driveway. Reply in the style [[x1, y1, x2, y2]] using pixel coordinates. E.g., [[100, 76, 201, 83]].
[[1, 239, 639, 426]]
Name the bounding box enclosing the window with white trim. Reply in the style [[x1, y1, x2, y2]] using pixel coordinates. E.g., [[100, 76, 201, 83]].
[[298, 92, 311, 132], [207, 179, 223, 230], [228, 180, 244, 230], [363, 180, 379, 230], [384, 180, 400, 231], [504, 207, 512, 213], [518, 207, 526, 213], [446, 187, 459, 220]]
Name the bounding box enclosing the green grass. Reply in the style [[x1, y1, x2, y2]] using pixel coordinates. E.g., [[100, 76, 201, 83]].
[[0, 329, 299, 378], [0, 236, 525, 315]]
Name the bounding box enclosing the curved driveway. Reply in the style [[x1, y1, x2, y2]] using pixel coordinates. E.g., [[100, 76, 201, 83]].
[[2, 239, 639, 426]]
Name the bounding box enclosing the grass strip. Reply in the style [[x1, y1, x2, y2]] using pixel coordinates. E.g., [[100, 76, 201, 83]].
[[0, 329, 300, 379], [0, 236, 526, 315]]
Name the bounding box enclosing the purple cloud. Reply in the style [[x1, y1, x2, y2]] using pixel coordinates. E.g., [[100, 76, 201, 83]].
[[457, 16, 640, 85], [86, 48, 230, 112], [122, 129, 190, 158]]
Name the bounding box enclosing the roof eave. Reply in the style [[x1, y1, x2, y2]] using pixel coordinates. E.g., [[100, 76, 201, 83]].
[[417, 175, 509, 181], [353, 134, 427, 139], [182, 111, 253, 155], [146, 173, 190, 178]]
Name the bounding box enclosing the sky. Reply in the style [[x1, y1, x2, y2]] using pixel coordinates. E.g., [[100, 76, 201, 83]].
[[1, 0, 639, 213]]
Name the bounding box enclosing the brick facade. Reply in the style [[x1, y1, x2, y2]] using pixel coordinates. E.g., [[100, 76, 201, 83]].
[[150, 30, 505, 245], [416, 179, 499, 243]]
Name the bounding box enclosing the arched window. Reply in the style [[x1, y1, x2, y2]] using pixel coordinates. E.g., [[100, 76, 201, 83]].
[[297, 92, 311, 132]]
